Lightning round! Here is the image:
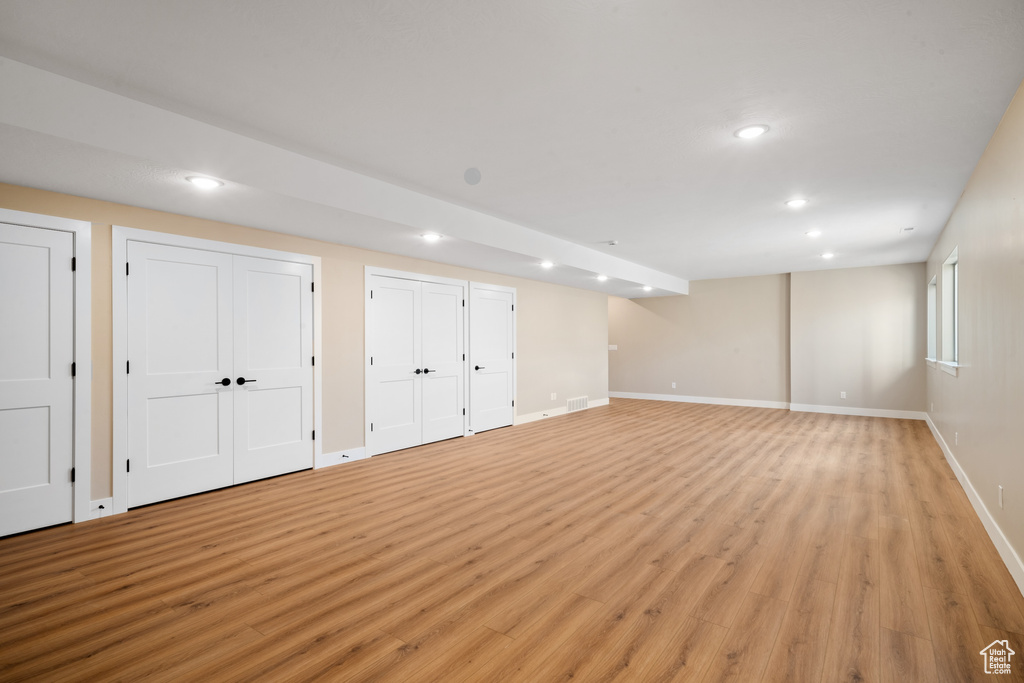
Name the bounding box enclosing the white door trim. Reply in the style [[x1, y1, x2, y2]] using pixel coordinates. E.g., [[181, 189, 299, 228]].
[[112, 226, 321, 514], [364, 266, 471, 454], [0, 208, 91, 525]]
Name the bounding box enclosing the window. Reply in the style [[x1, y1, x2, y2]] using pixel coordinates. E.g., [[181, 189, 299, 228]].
[[941, 247, 959, 368], [926, 276, 937, 360]]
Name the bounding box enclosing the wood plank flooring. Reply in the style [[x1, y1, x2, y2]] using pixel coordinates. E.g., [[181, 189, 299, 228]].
[[2, 398, 1023, 682]]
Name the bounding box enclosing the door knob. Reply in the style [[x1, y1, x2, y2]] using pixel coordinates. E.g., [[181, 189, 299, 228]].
[[474, 365, 485, 371], [422, 368, 434, 374], [236, 377, 257, 385], [215, 377, 231, 386], [414, 368, 423, 374]]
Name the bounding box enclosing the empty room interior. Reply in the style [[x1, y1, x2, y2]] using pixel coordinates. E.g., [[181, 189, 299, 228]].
[[1, 2, 1023, 682]]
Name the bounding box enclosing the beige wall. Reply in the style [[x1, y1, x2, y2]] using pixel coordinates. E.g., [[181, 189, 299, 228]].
[[926, 82, 1024, 565], [790, 264, 927, 412], [608, 265, 927, 414], [0, 183, 609, 500], [608, 274, 791, 403]]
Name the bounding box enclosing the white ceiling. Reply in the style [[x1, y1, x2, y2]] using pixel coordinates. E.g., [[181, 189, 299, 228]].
[[1, 0, 1022, 296]]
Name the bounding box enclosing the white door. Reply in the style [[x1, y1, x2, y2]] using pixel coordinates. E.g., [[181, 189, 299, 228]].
[[366, 275, 422, 455], [233, 256, 314, 483], [0, 223, 75, 536], [421, 282, 465, 444], [469, 283, 515, 433], [127, 242, 235, 507]]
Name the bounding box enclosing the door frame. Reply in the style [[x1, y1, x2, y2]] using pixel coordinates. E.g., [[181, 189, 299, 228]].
[[112, 226, 321, 514], [0, 208, 92, 525], [364, 266, 470, 453]]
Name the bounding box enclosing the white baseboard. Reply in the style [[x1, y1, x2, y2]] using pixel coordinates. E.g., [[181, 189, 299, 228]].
[[90, 498, 113, 520], [317, 447, 369, 468], [789, 403, 927, 420], [514, 397, 610, 426], [925, 414, 1024, 597], [609, 391, 789, 410]]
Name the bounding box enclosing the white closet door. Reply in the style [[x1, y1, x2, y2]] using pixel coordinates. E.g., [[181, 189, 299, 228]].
[[0, 223, 74, 536], [233, 256, 313, 483], [421, 281, 465, 444], [469, 283, 515, 433], [366, 275, 422, 455], [127, 241, 234, 507]]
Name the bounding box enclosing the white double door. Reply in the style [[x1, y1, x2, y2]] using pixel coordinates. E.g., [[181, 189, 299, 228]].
[[0, 223, 75, 536], [127, 241, 313, 508], [366, 275, 465, 456]]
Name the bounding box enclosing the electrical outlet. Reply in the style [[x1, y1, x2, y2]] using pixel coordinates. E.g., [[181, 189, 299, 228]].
[[955, 432, 959, 445], [671, 382, 676, 389], [550, 393, 557, 401], [840, 391, 847, 399], [999, 485, 1004, 509]]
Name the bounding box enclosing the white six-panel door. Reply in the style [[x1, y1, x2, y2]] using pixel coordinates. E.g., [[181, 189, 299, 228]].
[[0, 223, 75, 535], [366, 273, 466, 456], [469, 282, 515, 433], [126, 242, 314, 507], [126, 242, 235, 507]]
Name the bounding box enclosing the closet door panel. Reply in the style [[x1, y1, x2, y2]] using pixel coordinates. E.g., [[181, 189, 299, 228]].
[[366, 275, 422, 455], [421, 281, 465, 444], [126, 241, 234, 507], [233, 256, 313, 483]]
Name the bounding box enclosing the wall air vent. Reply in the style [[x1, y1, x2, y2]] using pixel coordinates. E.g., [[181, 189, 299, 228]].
[[567, 396, 589, 413]]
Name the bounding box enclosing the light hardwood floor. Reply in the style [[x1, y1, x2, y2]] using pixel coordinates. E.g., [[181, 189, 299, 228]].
[[2, 399, 1023, 682]]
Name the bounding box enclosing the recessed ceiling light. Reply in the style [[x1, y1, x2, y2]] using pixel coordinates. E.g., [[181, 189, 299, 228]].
[[822, 252, 835, 259], [186, 176, 223, 190], [540, 260, 554, 268], [421, 233, 442, 242], [786, 198, 808, 208], [643, 286, 653, 292], [735, 124, 769, 139], [806, 230, 822, 238], [597, 275, 608, 281]]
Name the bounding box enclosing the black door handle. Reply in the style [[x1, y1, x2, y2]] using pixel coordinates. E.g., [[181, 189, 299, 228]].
[[422, 368, 434, 374], [215, 377, 231, 386], [236, 377, 257, 385], [414, 368, 422, 374], [474, 365, 485, 371]]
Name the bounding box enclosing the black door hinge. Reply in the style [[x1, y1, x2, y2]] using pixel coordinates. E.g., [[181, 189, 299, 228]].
[[71, 257, 76, 271], [311, 282, 315, 292], [126, 360, 130, 374], [370, 290, 373, 299], [512, 352, 515, 359], [312, 356, 315, 366], [127, 459, 131, 473], [126, 262, 130, 276], [71, 362, 76, 377], [463, 408, 466, 415], [462, 299, 465, 307], [512, 400, 515, 407], [370, 423, 374, 432], [312, 430, 316, 440], [370, 356, 373, 366], [71, 467, 76, 483], [462, 353, 465, 361], [512, 304, 514, 311]]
